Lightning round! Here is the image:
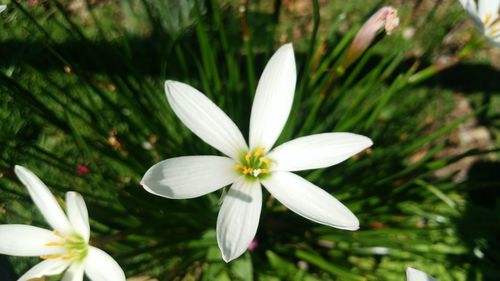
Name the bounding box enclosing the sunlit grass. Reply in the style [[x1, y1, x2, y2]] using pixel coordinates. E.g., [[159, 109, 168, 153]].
[[0, 0, 499, 280]]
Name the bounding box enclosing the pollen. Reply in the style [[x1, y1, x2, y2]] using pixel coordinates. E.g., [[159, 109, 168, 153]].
[[235, 147, 271, 179]]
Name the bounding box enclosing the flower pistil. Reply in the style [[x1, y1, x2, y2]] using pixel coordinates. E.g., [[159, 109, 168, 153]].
[[235, 147, 271, 178], [41, 231, 88, 262]]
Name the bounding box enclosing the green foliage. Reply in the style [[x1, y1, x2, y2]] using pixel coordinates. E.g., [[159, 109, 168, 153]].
[[0, 0, 498, 280]]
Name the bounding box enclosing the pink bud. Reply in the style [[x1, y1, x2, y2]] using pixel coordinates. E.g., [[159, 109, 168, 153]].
[[76, 165, 89, 176], [343, 7, 400, 68], [247, 238, 258, 251]]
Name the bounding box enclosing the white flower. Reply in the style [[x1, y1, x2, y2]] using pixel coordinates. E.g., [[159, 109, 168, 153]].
[[406, 267, 437, 281], [0, 165, 126, 281], [458, 0, 500, 47], [0, 5, 6, 13], [141, 43, 373, 262]]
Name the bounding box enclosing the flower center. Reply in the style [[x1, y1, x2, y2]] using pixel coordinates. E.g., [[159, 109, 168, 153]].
[[235, 147, 271, 179], [485, 17, 500, 37], [40, 231, 88, 262], [483, 12, 492, 26]]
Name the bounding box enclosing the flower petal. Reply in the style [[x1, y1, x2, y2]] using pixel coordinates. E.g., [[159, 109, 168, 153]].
[[18, 259, 69, 281], [249, 43, 296, 152], [14, 165, 73, 234], [62, 263, 85, 281], [141, 156, 239, 199], [268, 133, 373, 172], [459, 0, 483, 28], [66, 192, 90, 242], [216, 177, 262, 262], [165, 80, 248, 160], [84, 246, 126, 281], [0, 225, 64, 256], [478, 0, 499, 24], [406, 267, 436, 281], [489, 37, 500, 48], [0, 5, 6, 13], [261, 172, 359, 230]]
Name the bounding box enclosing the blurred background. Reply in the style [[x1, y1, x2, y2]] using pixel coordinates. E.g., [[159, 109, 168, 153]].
[[0, 0, 499, 280]]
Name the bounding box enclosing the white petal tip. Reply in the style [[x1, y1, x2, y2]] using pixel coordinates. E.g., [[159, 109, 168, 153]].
[[222, 254, 232, 263], [366, 137, 374, 147], [164, 80, 174, 93], [14, 165, 37, 181], [347, 224, 360, 231], [65, 191, 84, 204], [276, 43, 295, 58], [66, 191, 79, 197], [406, 267, 436, 281], [14, 165, 27, 175], [338, 216, 360, 231], [164, 80, 176, 87], [356, 135, 373, 148], [218, 239, 238, 263], [354, 135, 374, 153], [329, 209, 360, 231], [164, 80, 183, 97], [139, 180, 176, 199], [220, 250, 241, 263], [139, 181, 157, 195], [65, 191, 83, 203], [140, 181, 150, 192]]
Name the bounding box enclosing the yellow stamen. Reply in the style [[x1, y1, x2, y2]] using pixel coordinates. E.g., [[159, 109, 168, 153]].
[[483, 13, 492, 25], [61, 251, 76, 260], [237, 148, 271, 178], [487, 21, 500, 36], [253, 147, 265, 157], [490, 17, 500, 28], [259, 157, 270, 165], [40, 232, 88, 263], [45, 242, 64, 247], [40, 254, 62, 260]]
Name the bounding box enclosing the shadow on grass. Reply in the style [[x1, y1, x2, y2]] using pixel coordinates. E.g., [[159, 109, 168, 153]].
[[0, 256, 14, 281], [458, 161, 500, 280], [1, 37, 500, 91]]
